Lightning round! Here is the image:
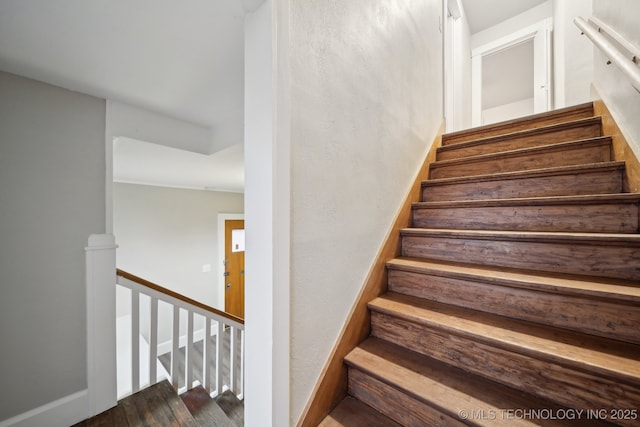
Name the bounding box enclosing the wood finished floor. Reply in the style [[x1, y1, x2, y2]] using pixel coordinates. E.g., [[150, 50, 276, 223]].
[[72, 380, 243, 427], [72, 380, 198, 427]]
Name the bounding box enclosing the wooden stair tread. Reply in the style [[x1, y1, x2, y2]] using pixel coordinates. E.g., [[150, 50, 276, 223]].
[[442, 102, 595, 145], [181, 386, 235, 427], [214, 390, 244, 427], [413, 192, 640, 209], [346, 338, 610, 427], [423, 161, 626, 187], [437, 116, 602, 158], [401, 227, 640, 245], [319, 396, 402, 427], [432, 136, 611, 168], [387, 257, 640, 303], [369, 293, 640, 384]]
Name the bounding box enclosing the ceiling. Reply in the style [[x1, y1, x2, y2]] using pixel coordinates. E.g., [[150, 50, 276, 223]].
[[114, 138, 244, 193], [460, 0, 548, 34], [0, 0, 263, 192]]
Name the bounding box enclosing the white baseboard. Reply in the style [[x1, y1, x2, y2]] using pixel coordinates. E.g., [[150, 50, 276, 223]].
[[0, 389, 90, 427]]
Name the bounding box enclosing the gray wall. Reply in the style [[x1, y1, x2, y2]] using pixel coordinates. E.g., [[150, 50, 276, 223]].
[[288, 0, 444, 421], [0, 71, 105, 421]]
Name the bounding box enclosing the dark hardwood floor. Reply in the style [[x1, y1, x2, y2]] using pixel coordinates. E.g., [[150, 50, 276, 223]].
[[72, 380, 198, 427], [158, 328, 243, 392]]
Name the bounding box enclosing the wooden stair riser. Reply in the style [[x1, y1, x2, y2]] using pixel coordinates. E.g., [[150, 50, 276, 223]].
[[348, 368, 466, 427], [430, 138, 612, 180], [422, 164, 624, 202], [401, 232, 640, 280], [437, 120, 602, 161], [412, 200, 640, 233], [443, 103, 595, 145], [388, 269, 640, 344], [370, 312, 640, 423]]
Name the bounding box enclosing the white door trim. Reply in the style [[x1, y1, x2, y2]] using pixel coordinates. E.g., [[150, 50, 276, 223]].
[[471, 17, 553, 126], [217, 213, 245, 312]]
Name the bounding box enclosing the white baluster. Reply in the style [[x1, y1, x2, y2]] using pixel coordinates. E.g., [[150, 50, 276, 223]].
[[238, 329, 245, 399], [203, 317, 212, 392], [216, 320, 224, 395], [186, 310, 194, 390], [131, 290, 140, 393], [230, 326, 236, 393], [171, 305, 180, 390], [149, 296, 158, 386]]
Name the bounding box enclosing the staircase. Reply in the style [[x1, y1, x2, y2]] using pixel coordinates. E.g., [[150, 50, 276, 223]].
[[73, 380, 243, 427], [320, 103, 640, 426]]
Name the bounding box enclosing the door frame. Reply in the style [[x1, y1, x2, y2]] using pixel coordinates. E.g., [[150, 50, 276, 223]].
[[471, 17, 553, 126], [444, 0, 463, 132], [217, 213, 245, 312]]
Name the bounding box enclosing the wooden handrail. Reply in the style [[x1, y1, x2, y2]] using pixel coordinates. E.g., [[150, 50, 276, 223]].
[[116, 268, 244, 326]]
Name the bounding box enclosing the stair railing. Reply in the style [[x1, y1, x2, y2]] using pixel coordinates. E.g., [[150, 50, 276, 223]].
[[575, 16, 640, 93], [115, 269, 244, 399]]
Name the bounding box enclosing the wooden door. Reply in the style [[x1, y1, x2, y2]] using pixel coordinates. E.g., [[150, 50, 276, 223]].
[[224, 219, 245, 319]]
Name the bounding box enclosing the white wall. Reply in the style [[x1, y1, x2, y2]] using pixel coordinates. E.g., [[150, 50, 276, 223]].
[[289, 0, 443, 423], [592, 0, 640, 157], [552, 0, 593, 108], [109, 101, 213, 155], [0, 71, 105, 422], [471, 1, 552, 50], [113, 183, 244, 315], [244, 1, 292, 426], [483, 97, 534, 124]]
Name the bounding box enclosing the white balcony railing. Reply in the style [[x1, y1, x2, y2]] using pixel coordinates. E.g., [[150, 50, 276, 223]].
[[115, 269, 244, 400]]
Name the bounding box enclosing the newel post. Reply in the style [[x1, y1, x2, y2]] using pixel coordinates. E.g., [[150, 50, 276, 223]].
[[85, 234, 118, 416]]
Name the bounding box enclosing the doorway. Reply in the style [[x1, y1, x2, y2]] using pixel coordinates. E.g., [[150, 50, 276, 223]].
[[471, 18, 552, 126], [482, 39, 534, 124], [224, 219, 245, 319]]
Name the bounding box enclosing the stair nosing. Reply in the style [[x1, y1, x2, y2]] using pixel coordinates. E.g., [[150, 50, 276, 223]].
[[442, 102, 595, 143], [412, 193, 640, 209], [369, 294, 640, 384], [422, 161, 626, 187], [431, 136, 612, 169], [400, 227, 640, 245], [386, 257, 640, 303], [437, 116, 603, 154]]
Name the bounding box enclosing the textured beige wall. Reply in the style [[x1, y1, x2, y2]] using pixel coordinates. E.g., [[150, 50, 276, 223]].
[[288, 0, 444, 421]]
